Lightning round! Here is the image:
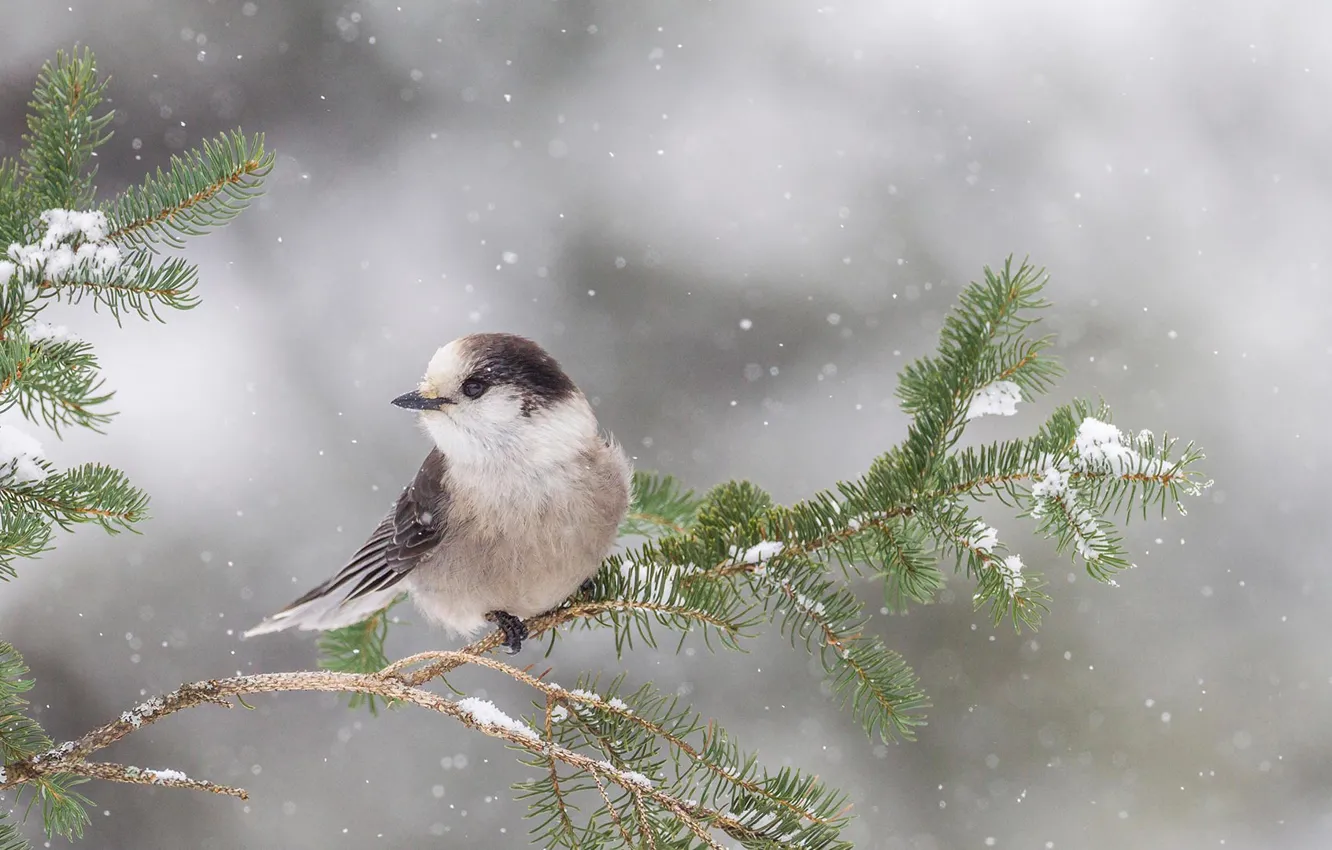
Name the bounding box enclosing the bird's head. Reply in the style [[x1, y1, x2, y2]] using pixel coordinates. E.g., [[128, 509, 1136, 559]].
[[393, 333, 594, 467]]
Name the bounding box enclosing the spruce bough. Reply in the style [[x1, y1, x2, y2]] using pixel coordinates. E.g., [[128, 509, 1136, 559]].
[[0, 48, 272, 847], [0, 49, 1208, 850]]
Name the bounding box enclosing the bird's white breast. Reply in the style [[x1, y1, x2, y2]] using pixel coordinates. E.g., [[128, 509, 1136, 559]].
[[405, 396, 631, 635]]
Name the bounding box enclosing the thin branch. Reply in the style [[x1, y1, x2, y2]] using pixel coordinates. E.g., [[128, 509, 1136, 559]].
[[0, 639, 792, 846], [393, 598, 739, 688], [0, 487, 137, 522], [567, 675, 842, 826], [993, 348, 1041, 383], [37, 277, 185, 299], [41, 759, 247, 799], [103, 156, 268, 244], [542, 694, 578, 843], [591, 771, 635, 845], [759, 573, 855, 653], [631, 786, 658, 849], [681, 467, 1194, 587], [665, 795, 726, 850]]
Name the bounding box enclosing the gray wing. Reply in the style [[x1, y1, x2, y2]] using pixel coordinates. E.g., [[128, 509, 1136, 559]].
[[242, 449, 449, 636]]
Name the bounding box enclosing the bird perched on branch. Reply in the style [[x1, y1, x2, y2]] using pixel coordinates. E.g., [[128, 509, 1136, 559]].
[[244, 333, 632, 654]]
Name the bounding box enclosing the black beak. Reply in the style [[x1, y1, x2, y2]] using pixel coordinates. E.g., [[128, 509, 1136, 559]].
[[391, 390, 454, 410]]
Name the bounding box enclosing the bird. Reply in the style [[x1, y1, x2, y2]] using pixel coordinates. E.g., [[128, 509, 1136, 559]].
[[243, 333, 633, 654]]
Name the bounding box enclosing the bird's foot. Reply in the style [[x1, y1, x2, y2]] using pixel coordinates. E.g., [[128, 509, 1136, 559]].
[[486, 610, 528, 655], [577, 577, 596, 598]]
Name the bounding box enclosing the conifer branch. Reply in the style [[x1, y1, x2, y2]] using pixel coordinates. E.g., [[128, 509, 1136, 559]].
[[385, 594, 756, 689], [0, 464, 147, 531], [621, 471, 701, 537], [0, 513, 50, 581], [591, 772, 635, 845], [23, 760, 247, 800], [1, 648, 853, 848], [0, 48, 272, 846], [0, 336, 112, 433], [18, 48, 112, 211], [0, 643, 92, 842], [102, 131, 273, 249], [35, 252, 201, 320], [539, 694, 580, 843]]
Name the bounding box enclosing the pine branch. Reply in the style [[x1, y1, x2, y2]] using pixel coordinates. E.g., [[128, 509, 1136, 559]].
[[2, 647, 853, 849], [0, 643, 91, 841], [0, 643, 46, 764], [102, 130, 273, 250], [0, 512, 50, 581], [575, 545, 762, 655], [34, 251, 201, 321], [532, 694, 580, 847], [0, 335, 113, 433], [920, 504, 1049, 629], [0, 47, 272, 844], [521, 674, 853, 839], [0, 463, 148, 532], [622, 471, 702, 537], [732, 541, 930, 742], [18, 48, 112, 211], [26, 773, 92, 841], [857, 515, 942, 613], [896, 257, 1059, 486]]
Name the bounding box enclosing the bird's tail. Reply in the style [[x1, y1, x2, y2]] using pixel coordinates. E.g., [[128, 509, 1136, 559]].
[[242, 586, 403, 638]]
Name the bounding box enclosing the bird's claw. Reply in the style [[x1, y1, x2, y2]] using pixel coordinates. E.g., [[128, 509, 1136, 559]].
[[487, 610, 528, 655]]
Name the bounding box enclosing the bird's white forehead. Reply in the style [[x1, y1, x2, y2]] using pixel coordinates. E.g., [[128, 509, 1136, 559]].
[[422, 340, 470, 389]]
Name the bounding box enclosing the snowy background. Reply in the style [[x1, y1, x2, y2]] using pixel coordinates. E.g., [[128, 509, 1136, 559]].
[[3, 2, 1330, 848]]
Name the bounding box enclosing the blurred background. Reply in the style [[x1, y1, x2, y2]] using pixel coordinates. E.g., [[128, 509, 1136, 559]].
[[2, 1, 1329, 848]]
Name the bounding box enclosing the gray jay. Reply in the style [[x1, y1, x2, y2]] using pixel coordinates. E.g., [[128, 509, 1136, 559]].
[[244, 333, 632, 653]]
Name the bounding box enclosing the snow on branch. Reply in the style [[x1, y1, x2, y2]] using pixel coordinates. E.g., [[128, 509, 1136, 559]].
[[966, 380, 1023, 420], [455, 697, 540, 742], [1, 208, 123, 290], [0, 424, 48, 483]]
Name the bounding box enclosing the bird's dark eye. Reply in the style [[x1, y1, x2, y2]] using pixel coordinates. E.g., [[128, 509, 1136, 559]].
[[461, 378, 487, 399]]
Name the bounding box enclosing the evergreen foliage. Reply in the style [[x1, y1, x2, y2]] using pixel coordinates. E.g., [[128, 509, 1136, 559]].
[[0, 49, 271, 847], [516, 674, 854, 849]]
